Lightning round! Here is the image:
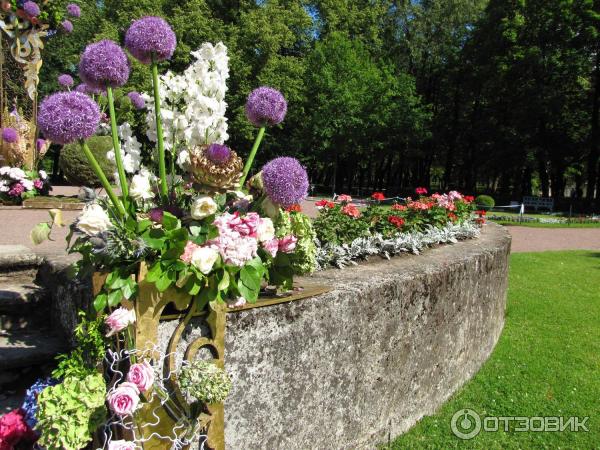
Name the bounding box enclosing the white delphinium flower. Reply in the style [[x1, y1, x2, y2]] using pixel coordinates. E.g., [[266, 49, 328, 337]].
[[144, 42, 230, 167], [107, 122, 142, 176]]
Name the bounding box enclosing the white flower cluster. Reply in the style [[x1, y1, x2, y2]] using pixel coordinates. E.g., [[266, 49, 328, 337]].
[[143, 42, 230, 168], [0, 166, 44, 193], [107, 122, 142, 175]]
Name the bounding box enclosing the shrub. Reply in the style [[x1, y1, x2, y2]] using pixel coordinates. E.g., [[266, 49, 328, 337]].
[[475, 195, 495, 211], [59, 136, 115, 187]]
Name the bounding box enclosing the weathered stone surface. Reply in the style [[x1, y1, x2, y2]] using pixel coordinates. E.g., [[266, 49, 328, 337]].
[[0, 330, 67, 369], [222, 224, 510, 449], [0, 245, 39, 271]]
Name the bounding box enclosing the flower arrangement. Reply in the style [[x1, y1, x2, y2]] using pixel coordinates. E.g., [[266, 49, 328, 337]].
[[0, 166, 50, 204]]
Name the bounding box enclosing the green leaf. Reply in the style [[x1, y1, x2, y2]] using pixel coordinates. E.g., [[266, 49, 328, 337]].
[[142, 228, 166, 250], [107, 289, 122, 307], [161, 212, 180, 231], [198, 277, 218, 304], [30, 222, 52, 246], [93, 293, 107, 311], [218, 270, 230, 291], [189, 225, 203, 237], [155, 271, 172, 292], [146, 262, 163, 282], [137, 219, 152, 234]]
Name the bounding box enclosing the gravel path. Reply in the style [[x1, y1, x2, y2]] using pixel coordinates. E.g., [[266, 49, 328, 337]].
[[506, 226, 600, 253]]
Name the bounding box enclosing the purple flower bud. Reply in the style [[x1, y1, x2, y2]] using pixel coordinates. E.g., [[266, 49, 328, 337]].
[[66, 3, 81, 17], [262, 157, 309, 208], [62, 20, 73, 33], [127, 91, 145, 110], [23, 1, 40, 17], [124, 16, 176, 65], [245, 87, 287, 127], [38, 91, 100, 145], [57, 74, 74, 88], [79, 40, 130, 89], [36, 138, 47, 151], [206, 143, 232, 165], [149, 208, 164, 223], [2, 127, 18, 143]]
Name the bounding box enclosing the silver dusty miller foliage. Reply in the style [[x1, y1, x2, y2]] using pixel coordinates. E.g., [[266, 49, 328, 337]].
[[315, 222, 481, 269]]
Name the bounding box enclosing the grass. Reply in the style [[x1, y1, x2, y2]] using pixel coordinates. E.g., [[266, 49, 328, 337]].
[[386, 251, 600, 449]]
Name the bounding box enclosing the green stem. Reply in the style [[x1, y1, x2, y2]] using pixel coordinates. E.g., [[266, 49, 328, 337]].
[[106, 87, 129, 211], [239, 126, 266, 188], [151, 55, 168, 200], [80, 141, 125, 216]]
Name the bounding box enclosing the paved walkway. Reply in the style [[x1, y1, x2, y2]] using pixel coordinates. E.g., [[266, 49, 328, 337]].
[[1, 190, 600, 257]]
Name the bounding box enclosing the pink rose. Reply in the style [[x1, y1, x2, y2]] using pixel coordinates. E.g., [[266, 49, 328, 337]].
[[126, 361, 154, 393], [337, 194, 352, 203], [262, 238, 279, 257], [107, 382, 140, 417], [33, 179, 43, 190], [105, 307, 136, 337], [108, 440, 136, 450], [180, 240, 200, 264], [278, 235, 297, 253], [230, 212, 260, 237]]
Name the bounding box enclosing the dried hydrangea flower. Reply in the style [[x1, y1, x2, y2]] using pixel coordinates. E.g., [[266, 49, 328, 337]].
[[127, 91, 145, 110], [79, 40, 130, 89], [245, 86, 287, 127], [188, 144, 243, 190], [261, 157, 309, 207], [66, 3, 81, 17], [178, 360, 232, 404], [62, 19, 73, 33], [124, 16, 176, 65], [57, 74, 74, 88], [38, 92, 100, 144], [23, 1, 40, 17], [2, 127, 18, 143]]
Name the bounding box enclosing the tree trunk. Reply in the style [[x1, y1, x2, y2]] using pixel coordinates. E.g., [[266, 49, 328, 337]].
[[587, 51, 600, 204]]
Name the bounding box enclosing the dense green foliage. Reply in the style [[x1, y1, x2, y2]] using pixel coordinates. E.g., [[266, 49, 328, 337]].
[[388, 251, 600, 449], [475, 194, 495, 210], [59, 136, 115, 187], [39, 0, 600, 209]]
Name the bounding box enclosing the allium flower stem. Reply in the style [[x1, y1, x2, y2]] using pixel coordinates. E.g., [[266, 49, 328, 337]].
[[80, 140, 125, 217], [151, 56, 168, 199], [106, 87, 130, 211], [239, 126, 265, 188]]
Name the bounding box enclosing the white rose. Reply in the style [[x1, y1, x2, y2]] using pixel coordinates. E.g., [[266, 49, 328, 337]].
[[21, 179, 34, 191], [190, 246, 219, 274], [38, 170, 48, 180], [77, 204, 113, 235], [191, 196, 218, 220], [129, 170, 154, 201], [257, 218, 275, 242]]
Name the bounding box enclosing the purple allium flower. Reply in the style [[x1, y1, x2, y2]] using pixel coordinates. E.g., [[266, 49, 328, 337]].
[[245, 87, 287, 128], [261, 157, 309, 207], [206, 143, 232, 165], [124, 16, 176, 65], [23, 1, 40, 17], [38, 91, 100, 145], [2, 127, 18, 143], [62, 19, 73, 33], [149, 207, 164, 223], [8, 182, 25, 197], [127, 91, 145, 110], [57, 73, 74, 88], [79, 40, 130, 89], [66, 3, 81, 17]]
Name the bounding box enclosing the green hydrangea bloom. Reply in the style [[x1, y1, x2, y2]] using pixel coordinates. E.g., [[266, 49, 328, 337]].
[[36, 372, 107, 450], [178, 360, 232, 404], [276, 211, 317, 274]]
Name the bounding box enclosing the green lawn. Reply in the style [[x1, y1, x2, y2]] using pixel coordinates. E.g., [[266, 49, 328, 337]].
[[386, 251, 600, 449]]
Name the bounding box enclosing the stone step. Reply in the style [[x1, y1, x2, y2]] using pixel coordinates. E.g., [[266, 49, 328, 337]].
[[0, 272, 49, 331], [0, 245, 40, 273], [0, 330, 66, 370]]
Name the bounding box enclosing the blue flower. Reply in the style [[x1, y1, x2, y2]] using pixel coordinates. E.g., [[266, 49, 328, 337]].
[[21, 377, 58, 428]]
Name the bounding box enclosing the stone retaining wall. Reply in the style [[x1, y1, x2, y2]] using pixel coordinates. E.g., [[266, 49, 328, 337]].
[[222, 224, 510, 449]]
